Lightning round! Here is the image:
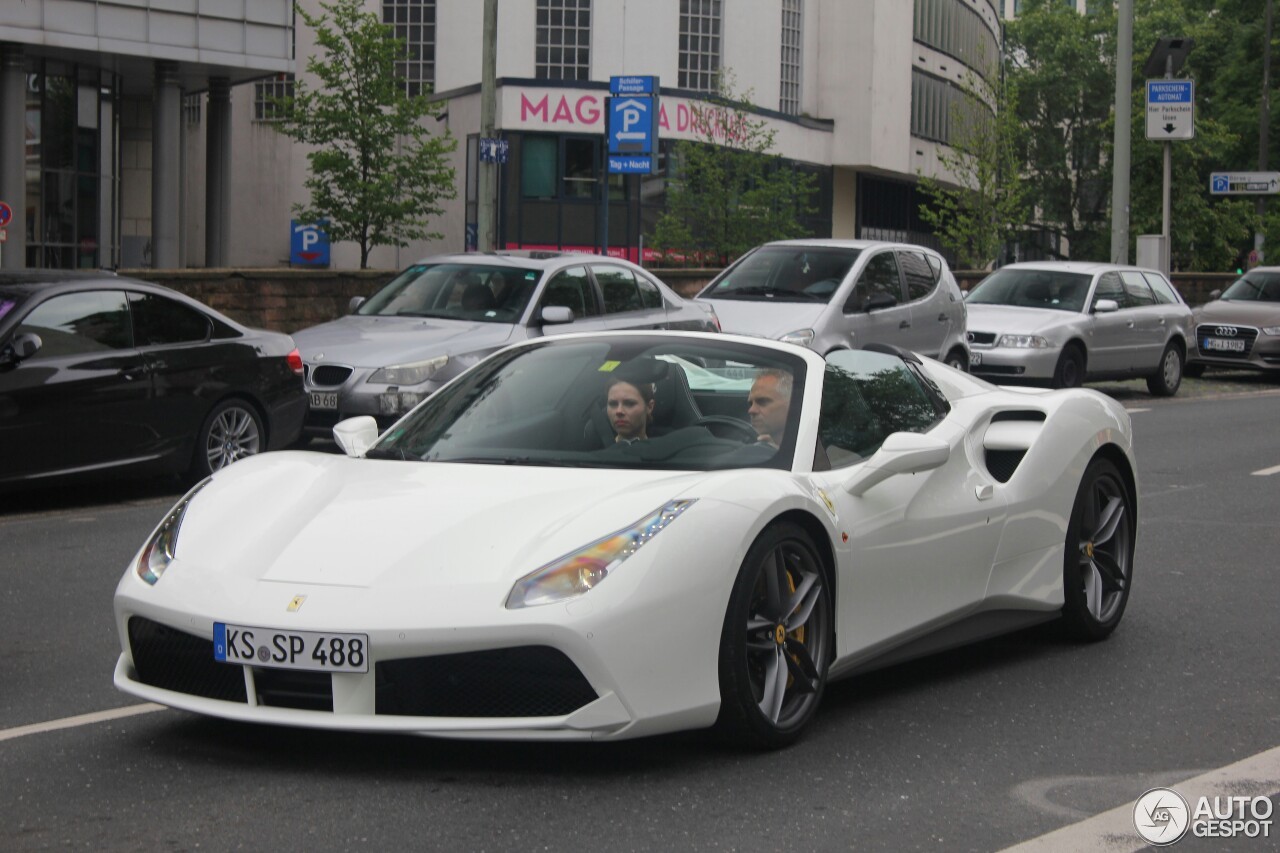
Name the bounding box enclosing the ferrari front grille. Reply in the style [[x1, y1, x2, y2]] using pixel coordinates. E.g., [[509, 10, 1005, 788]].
[[375, 646, 598, 718], [127, 617, 247, 703], [253, 668, 333, 712]]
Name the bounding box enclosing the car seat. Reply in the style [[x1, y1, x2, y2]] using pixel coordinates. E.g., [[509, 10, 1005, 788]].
[[461, 282, 496, 312]]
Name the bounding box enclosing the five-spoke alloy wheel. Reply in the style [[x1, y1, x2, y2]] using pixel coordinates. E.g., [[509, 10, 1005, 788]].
[[717, 522, 832, 748], [1062, 457, 1134, 640]]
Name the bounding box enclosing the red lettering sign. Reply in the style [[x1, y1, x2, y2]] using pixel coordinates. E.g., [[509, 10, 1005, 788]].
[[521, 93, 549, 122]]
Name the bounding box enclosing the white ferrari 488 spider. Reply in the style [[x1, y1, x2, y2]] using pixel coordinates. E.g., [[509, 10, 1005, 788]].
[[114, 332, 1137, 748]]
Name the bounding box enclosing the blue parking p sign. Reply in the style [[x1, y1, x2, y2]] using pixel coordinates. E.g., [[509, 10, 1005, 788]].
[[291, 220, 330, 266], [608, 97, 656, 155]]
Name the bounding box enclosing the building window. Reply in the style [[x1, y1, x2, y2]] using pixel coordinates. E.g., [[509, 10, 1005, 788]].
[[536, 0, 591, 81], [910, 69, 990, 145], [914, 0, 1000, 82], [183, 94, 202, 125], [253, 74, 294, 122], [383, 0, 436, 97], [679, 0, 722, 92], [780, 0, 802, 115]]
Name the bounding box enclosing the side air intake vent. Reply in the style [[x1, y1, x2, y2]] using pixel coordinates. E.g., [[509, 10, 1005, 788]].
[[982, 414, 1046, 483]]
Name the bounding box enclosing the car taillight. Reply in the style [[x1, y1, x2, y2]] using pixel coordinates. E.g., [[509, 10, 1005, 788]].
[[286, 348, 304, 376]]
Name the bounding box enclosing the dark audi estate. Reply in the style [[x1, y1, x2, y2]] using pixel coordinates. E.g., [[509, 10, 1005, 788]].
[[0, 271, 306, 488]]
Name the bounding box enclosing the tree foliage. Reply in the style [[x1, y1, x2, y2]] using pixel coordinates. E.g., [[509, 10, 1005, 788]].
[[916, 73, 1028, 270], [275, 0, 456, 268], [652, 77, 817, 267]]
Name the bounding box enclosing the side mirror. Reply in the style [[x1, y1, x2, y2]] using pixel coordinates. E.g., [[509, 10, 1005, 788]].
[[842, 431, 950, 497], [540, 305, 575, 325], [1209, 288, 1222, 300], [348, 296, 366, 314], [0, 332, 42, 365], [1093, 298, 1120, 314], [332, 416, 379, 457], [863, 291, 898, 313]]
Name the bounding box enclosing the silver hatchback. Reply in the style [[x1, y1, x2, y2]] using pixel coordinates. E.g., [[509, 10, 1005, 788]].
[[293, 252, 719, 435], [694, 240, 970, 367], [964, 262, 1194, 395]]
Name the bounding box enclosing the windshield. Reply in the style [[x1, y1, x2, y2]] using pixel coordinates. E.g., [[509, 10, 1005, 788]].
[[1220, 271, 1280, 302], [700, 246, 861, 303], [358, 263, 541, 322], [966, 268, 1091, 312], [369, 336, 809, 471]]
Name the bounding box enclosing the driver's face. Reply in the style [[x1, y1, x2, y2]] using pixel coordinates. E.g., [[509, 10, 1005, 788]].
[[748, 375, 790, 445], [607, 382, 652, 440]]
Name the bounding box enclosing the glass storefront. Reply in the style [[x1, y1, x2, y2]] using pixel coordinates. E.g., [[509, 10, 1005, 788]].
[[24, 60, 120, 269]]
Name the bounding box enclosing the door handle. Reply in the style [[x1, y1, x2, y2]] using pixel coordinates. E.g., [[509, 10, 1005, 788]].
[[899, 320, 911, 329], [120, 365, 152, 381], [1126, 321, 1135, 328], [938, 313, 948, 322]]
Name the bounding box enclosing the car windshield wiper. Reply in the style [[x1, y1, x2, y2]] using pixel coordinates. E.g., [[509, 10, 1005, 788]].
[[435, 455, 589, 467], [709, 286, 823, 301], [387, 310, 459, 319]]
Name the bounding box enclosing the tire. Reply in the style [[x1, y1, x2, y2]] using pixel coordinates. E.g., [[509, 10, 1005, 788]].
[[944, 347, 969, 373], [716, 522, 833, 749], [1061, 458, 1134, 641], [1146, 344, 1183, 397], [1183, 362, 1205, 379], [194, 399, 264, 478], [1052, 346, 1085, 389]]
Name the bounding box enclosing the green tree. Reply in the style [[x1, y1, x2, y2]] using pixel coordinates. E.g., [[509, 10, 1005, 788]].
[[917, 73, 1028, 269], [275, 0, 456, 268], [652, 76, 817, 267]]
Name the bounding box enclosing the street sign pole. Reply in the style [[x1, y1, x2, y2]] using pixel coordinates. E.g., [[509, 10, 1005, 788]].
[[1163, 57, 1173, 276]]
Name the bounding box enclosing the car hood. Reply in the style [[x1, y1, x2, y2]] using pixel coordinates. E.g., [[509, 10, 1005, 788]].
[[965, 304, 1083, 336], [1194, 300, 1280, 327], [696, 298, 827, 338], [169, 452, 716, 593], [292, 315, 518, 367]]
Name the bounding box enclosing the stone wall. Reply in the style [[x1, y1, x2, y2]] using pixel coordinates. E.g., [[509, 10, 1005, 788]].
[[121, 266, 1235, 336]]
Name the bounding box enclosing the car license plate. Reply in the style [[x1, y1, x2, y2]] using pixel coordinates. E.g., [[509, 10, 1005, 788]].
[[213, 622, 368, 673], [969, 352, 982, 366], [1202, 337, 1245, 353], [310, 391, 338, 409]]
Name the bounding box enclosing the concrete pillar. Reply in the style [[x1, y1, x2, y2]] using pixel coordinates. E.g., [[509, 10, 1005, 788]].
[[205, 77, 231, 268], [0, 43, 26, 269], [151, 61, 182, 269]]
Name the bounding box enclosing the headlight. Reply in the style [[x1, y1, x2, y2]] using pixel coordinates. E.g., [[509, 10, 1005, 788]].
[[505, 500, 696, 609], [136, 478, 211, 585], [778, 328, 815, 347], [367, 356, 448, 385], [998, 334, 1051, 349], [1262, 326, 1280, 336]]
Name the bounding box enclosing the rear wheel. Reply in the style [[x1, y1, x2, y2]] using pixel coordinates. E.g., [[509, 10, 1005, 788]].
[[1061, 458, 1134, 641], [1052, 346, 1085, 389], [716, 522, 833, 749], [1146, 344, 1183, 396], [944, 347, 969, 372], [194, 399, 264, 478]]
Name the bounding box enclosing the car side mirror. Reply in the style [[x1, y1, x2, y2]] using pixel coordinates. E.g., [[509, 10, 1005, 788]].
[[863, 291, 898, 313], [333, 416, 379, 457], [0, 332, 42, 365], [841, 431, 950, 497], [540, 305, 574, 325], [1093, 298, 1120, 314], [348, 296, 366, 314], [1209, 288, 1222, 300]]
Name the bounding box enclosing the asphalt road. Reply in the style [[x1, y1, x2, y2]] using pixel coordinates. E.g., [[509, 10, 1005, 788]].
[[2, 373, 1278, 852]]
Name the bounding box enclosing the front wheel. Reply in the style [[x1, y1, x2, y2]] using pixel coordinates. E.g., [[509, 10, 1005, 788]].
[[1052, 346, 1085, 389], [716, 522, 833, 749], [194, 399, 264, 478], [1146, 344, 1183, 396], [1061, 458, 1135, 641], [944, 347, 969, 373]]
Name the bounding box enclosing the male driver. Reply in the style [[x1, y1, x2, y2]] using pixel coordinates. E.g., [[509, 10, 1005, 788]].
[[748, 369, 793, 448]]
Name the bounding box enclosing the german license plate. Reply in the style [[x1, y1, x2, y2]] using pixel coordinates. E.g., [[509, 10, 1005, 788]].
[[213, 622, 368, 673], [969, 351, 982, 366], [1202, 337, 1245, 352], [310, 391, 338, 409]]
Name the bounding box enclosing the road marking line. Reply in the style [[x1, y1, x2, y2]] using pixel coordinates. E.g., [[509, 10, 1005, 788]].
[[1124, 407, 1151, 413], [998, 742, 1280, 852], [1251, 463, 1280, 476], [0, 703, 165, 743]]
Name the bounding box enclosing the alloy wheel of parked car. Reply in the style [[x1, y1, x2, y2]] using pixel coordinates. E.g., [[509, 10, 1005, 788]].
[[1061, 458, 1134, 641], [1052, 346, 1085, 389], [1146, 344, 1183, 396], [197, 400, 263, 477], [717, 522, 832, 749]]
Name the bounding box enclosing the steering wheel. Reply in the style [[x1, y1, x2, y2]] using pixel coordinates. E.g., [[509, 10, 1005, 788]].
[[696, 416, 760, 442]]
